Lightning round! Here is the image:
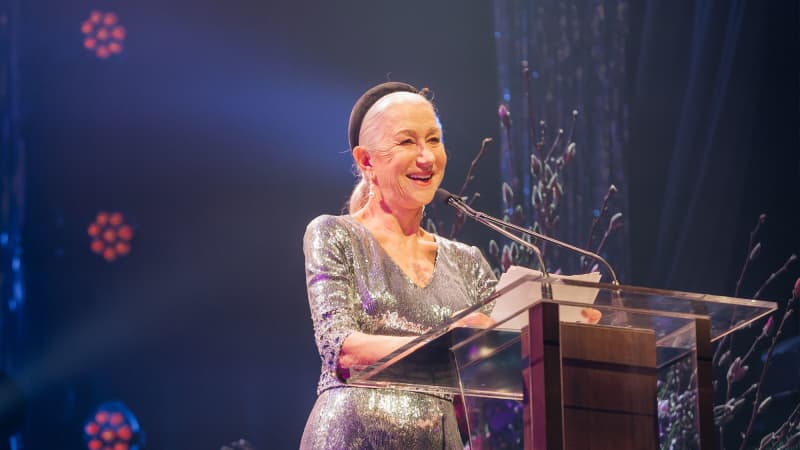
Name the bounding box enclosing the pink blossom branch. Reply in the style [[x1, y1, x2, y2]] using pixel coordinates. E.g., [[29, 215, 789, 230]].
[[544, 128, 563, 162], [447, 138, 492, 239], [593, 212, 624, 256], [521, 61, 539, 160], [735, 214, 766, 297], [581, 185, 618, 271], [758, 401, 800, 449], [721, 317, 772, 417], [564, 109, 578, 148], [753, 254, 797, 299], [738, 291, 798, 450], [456, 138, 493, 199], [714, 214, 767, 365]]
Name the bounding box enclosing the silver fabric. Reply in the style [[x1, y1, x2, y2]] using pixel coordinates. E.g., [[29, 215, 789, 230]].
[[300, 214, 497, 449]]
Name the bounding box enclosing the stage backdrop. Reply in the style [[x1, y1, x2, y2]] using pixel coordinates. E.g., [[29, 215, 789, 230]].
[[2, 0, 797, 449], [15, 1, 499, 448]]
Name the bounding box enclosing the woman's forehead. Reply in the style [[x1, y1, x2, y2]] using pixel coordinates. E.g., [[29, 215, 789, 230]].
[[372, 90, 425, 107], [372, 94, 439, 129]]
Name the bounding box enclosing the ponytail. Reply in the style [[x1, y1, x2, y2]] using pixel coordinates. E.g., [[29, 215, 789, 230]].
[[346, 177, 369, 214]]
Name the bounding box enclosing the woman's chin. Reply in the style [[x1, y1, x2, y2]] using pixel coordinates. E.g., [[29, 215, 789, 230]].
[[419, 190, 439, 207]]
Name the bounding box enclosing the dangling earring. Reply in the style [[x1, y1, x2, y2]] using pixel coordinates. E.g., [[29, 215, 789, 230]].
[[366, 173, 375, 199]]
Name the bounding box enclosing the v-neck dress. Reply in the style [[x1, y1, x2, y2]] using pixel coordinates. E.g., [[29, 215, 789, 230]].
[[300, 214, 497, 450]]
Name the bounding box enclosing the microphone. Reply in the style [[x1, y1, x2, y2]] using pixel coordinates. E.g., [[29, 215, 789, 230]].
[[436, 188, 620, 286], [436, 189, 552, 300]]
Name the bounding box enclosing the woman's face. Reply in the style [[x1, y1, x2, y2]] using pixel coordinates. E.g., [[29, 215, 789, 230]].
[[359, 93, 447, 212]]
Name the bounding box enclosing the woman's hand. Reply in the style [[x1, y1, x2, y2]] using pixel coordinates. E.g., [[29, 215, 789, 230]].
[[338, 333, 416, 372], [580, 307, 602, 324], [449, 311, 495, 329]]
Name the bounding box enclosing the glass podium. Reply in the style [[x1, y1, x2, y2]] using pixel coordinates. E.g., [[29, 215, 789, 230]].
[[347, 269, 777, 449]]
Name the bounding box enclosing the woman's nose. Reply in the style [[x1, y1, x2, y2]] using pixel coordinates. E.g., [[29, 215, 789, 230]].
[[417, 146, 435, 168]]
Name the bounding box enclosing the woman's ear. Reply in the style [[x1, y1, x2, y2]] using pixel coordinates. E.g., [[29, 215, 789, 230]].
[[352, 146, 372, 172]]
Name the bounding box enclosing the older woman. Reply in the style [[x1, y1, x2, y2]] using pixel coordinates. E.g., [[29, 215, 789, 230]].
[[300, 82, 496, 449]]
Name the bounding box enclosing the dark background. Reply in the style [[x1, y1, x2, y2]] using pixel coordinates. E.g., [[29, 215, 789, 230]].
[[8, 0, 799, 448]]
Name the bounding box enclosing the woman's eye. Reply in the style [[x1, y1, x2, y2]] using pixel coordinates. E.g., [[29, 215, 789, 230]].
[[399, 139, 415, 145], [428, 137, 441, 144]]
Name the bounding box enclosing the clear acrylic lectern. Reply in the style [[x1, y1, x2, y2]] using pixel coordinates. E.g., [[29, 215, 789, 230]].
[[348, 269, 776, 449]]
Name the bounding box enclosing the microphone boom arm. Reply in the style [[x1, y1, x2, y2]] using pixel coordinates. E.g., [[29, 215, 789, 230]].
[[464, 203, 620, 285], [437, 188, 619, 286], [446, 198, 554, 299]]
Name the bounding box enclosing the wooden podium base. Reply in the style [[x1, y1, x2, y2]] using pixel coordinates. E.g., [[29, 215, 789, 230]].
[[522, 302, 658, 450]]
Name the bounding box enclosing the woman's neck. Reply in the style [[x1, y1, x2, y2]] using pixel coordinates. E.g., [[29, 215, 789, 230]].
[[353, 199, 424, 238]]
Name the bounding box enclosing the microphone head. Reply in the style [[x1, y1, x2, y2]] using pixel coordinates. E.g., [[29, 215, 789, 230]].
[[434, 188, 456, 206]]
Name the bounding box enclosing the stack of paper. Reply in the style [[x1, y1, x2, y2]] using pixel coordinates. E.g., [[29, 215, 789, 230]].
[[489, 265, 602, 330]]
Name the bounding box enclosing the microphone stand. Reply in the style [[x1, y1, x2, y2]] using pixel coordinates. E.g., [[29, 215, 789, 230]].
[[443, 196, 553, 300], [441, 188, 628, 327], [449, 195, 620, 286]]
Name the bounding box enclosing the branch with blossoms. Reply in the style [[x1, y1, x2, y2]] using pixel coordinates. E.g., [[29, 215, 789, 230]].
[[708, 214, 800, 450], [423, 62, 627, 450], [652, 215, 800, 449], [424, 138, 491, 239], [425, 99, 798, 450], [491, 62, 623, 274], [742, 285, 799, 450], [428, 62, 625, 279]]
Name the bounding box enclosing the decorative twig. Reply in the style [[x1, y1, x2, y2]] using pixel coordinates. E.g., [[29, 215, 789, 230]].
[[735, 214, 767, 298], [758, 401, 800, 449], [715, 382, 757, 426], [543, 128, 563, 162], [753, 254, 798, 299], [593, 212, 624, 256], [457, 138, 493, 198], [714, 214, 767, 366], [521, 62, 537, 158], [758, 404, 800, 450], [466, 192, 481, 207], [498, 102, 514, 207], [738, 286, 799, 450], [741, 316, 774, 363], [447, 138, 493, 239], [564, 109, 578, 150], [581, 185, 618, 271], [721, 318, 772, 418], [501, 182, 514, 215], [536, 119, 546, 161]]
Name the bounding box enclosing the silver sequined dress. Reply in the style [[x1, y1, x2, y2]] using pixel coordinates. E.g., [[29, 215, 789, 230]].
[[300, 215, 497, 450]]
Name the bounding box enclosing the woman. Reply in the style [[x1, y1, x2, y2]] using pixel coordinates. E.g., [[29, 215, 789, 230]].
[[300, 82, 496, 449]]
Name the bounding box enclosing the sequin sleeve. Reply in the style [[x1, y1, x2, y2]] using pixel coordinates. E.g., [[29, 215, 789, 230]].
[[466, 244, 497, 306], [303, 215, 358, 382]]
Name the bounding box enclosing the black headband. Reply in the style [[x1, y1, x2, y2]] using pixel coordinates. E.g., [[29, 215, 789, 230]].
[[347, 81, 419, 149]]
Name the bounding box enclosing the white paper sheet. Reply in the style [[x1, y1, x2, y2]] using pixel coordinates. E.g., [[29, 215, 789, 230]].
[[489, 265, 602, 330]]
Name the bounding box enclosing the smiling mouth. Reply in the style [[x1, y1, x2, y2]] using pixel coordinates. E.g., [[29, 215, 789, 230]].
[[407, 174, 433, 182]]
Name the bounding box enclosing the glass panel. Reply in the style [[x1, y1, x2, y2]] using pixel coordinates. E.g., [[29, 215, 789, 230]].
[[347, 273, 776, 449], [557, 278, 777, 341], [348, 272, 777, 394], [657, 348, 702, 449]]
